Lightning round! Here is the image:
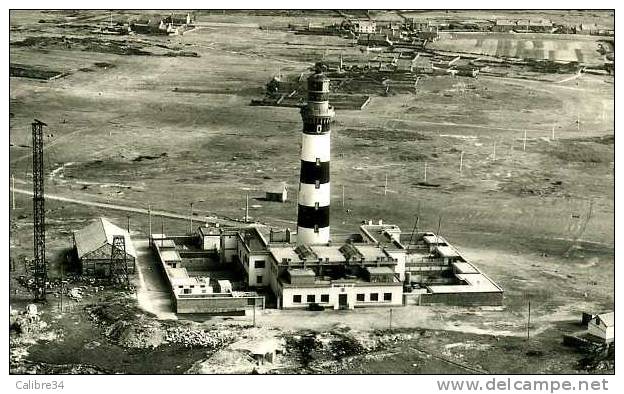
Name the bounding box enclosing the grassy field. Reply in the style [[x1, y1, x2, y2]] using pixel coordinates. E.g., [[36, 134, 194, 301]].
[[9, 10, 614, 374], [431, 32, 609, 63]]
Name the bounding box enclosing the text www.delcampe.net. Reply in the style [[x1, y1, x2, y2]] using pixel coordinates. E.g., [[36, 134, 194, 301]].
[[436, 377, 609, 392]]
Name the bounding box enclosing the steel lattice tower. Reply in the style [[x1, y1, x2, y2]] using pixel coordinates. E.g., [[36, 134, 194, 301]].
[[32, 119, 47, 301], [296, 68, 335, 244], [110, 235, 129, 286]]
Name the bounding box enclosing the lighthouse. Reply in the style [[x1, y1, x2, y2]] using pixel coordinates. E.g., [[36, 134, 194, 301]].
[[297, 69, 334, 245]]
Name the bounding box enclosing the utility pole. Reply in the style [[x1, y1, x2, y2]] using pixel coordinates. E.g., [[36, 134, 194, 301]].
[[384, 174, 388, 196], [523, 130, 527, 152], [161, 217, 164, 247], [245, 192, 249, 223], [493, 141, 497, 162], [59, 260, 64, 312], [32, 119, 48, 302], [190, 202, 194, 233], [11, 173, 16, 210], [527, 299, 531, 340], [127, 215, 130, 233], [459, 151, 464, 176], [342, 185, 345, 208], [252, 299, 256, 327], [148, 204, 152, 244], [424, 162, 428, 183], [551, 125, 555, 141]]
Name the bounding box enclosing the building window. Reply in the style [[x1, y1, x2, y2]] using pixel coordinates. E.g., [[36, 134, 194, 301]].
[[314, 225, 319, 233], [256, 275, 263, 284], [316, 158, 321, 166], [321, 294, 329, 303], [315, 180, 320, 189], [316, 124, 322, 133], [293, 295, 302, 303], [370, 293, 379, 301], [384, 293, 392, 301], [356, 293, 365, 302], [183, 288, 191, 295], [255, 260, 266, 269], [307, 295, 315, 303]]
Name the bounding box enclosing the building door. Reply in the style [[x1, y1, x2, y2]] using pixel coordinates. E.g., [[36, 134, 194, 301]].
[[339, 294, 348, 309]]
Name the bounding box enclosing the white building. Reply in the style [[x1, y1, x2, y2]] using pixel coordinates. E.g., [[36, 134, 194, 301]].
[[587, 312, 615, 343], [352, 20, 377, 34]]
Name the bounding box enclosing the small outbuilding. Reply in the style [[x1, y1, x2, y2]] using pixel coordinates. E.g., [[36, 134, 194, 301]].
[[265, 183, 287, 203], [587, 312, 614, 343], [73, 217, 136, 277]]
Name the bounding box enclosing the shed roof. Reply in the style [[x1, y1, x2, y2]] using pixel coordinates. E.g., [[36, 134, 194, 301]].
[[288, 268, 316, 277], [355, 244, 390, 261], [266, 182, 287, 194], [435, 245, 460, 258], [74, 217, 136, 259], [198, 226, 220, 236], [422, 234, 448, 246], [365, 266, 395, 275], [270, 245, 303, 264], [161, 249, 182, 262], [452, 261, 479, 274], [310, 245, 347, 263], [597, 312, 614, 327]]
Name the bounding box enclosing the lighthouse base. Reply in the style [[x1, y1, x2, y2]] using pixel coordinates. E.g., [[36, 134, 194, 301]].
[[296, 226, 330, 245]]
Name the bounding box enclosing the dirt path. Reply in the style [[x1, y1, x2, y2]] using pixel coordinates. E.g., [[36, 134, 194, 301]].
[[11, 186, 241, 226]]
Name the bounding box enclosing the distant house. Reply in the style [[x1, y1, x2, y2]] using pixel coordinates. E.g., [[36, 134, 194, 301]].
[[587, 312, 614, 343], [528, 20, 553, 33], [493, 19, 517, 32], [73, 217, 136, 277], [266, 183, 287, 202], [130, 17, 165, 34], [357, 33, 393, 47], [407, 19, 432, 32], [351, 20, 376, 34], [576, 23, 599, 35], [162, 12, 192, 26]]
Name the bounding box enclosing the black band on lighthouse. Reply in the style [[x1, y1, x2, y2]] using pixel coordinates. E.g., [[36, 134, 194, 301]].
[[308, 91, 330, 102], [300, 161, 330, 184], [303, 120, 331, 134], [297, 205, 330, 228]]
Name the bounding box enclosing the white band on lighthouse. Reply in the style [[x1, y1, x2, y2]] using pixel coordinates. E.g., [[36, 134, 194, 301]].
[[301, 133, 331, 162]]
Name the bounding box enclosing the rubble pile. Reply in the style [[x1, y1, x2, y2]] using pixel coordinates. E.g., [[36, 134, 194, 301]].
[[10, 304, 48, 339], [164, 326, 235, 349], [108, 320, 166, 349]]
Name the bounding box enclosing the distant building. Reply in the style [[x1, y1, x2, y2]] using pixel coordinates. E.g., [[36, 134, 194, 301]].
[[265, 182, 288, 202], [528, 20, 553, 33], [406, 19, 432, 32], [493, 19, 552, 33], [493, 19, 517, 32], [73, 217, 136, 277], [357, 33, 393, 47], [351, 20, 377, 34], [587, 312, 614, 343], [576, 23, 599, 35]]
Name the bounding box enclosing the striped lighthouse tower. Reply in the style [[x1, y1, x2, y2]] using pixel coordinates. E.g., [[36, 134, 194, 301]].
[[297, 69, 335, 245]]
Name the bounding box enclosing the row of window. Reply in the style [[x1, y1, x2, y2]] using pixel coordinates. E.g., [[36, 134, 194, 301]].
[[293, 294, 330, 303], [292, 292, 393, 303]]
